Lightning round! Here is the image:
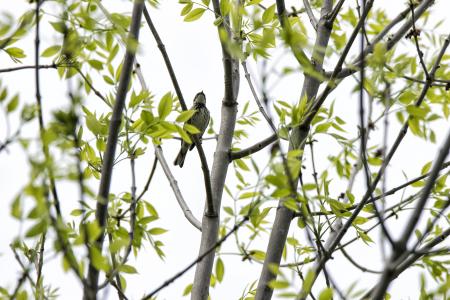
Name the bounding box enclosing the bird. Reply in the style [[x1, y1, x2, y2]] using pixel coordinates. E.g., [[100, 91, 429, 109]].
[[174, 91, 210, 168]]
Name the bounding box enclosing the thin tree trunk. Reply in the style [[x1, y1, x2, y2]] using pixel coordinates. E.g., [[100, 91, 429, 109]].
[[190, 0, 241, 298], [255, 1, 333, 299]]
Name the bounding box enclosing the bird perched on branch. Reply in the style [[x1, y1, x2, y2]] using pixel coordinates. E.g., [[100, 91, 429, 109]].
[[174, 91, 210, 168]]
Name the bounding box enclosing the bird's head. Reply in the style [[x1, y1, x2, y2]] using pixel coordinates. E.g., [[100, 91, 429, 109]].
[[193, 91, 206, 105]]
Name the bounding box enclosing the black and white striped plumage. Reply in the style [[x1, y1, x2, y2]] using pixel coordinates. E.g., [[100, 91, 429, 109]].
[[174, 91, 210, 168]]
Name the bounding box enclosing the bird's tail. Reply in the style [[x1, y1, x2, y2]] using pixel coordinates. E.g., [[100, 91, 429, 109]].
[[174, 146, 188, 168]]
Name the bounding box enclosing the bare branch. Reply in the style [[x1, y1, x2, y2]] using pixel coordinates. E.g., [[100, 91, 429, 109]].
[[191, 0, 241, 297], [331, 0, 435, 79], [306, 161, 450, 217], [143, 5, 214, 216], [327, 0, 346, 26], [256, 1, 334, 299], [307, 32, 450, 299], [371, 123, 450, 299], [0, 63, 57, 73], [154, 146, 202, 230], [302, 0, 318, 30], [230, 133, 277, 160], [34, 0, 62, 218], [409, 0, 429, 79], [362, 226, 450, 299], [85, 1, 145, 298]]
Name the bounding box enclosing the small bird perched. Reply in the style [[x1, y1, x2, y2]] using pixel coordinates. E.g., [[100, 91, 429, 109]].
[[174, 91, 210, 168]]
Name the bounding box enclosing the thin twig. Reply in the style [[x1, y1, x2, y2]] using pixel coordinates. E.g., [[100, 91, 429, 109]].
[[302, 0, 318, 30], [143, 5, 215, 216], [34, 0, 62, 218], [362, 226, 450, 299], [230, 133, 278, 160], [141, 208, 257, 300], [358, 0, 395, 246], [118, 158, 158, 219], [0, 63, 57, 73], [36, 233, 46, 297], [327, 0, 346, 26], [332, 0, 435, 79], [409, 0, 429, 79], [315, 31, 450, 299]]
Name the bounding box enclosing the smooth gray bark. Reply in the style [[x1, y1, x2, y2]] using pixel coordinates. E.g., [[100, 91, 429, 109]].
[[255, 1, 333, 299], [190, 0, 240, 298]]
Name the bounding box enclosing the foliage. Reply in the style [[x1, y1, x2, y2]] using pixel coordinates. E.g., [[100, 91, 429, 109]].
[[1, 0, 450, 299]]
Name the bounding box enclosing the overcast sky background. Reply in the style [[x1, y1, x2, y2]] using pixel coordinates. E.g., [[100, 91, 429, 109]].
[[1, 0, 450, 299]]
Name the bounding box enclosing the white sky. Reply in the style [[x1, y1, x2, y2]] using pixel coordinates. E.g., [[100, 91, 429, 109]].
[[1, 0, 450, 299]]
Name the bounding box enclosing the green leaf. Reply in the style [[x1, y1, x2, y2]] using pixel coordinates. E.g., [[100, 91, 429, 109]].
[[7, 94, 19, 112], [315, 123, 331, 133], [268, 280, 289, 289], [262, 4, 275, 23], [70, 209, 84, 216], [421, 161, 432, 174], [302, 269, 316, 295], [181, 2, 193, 16], [184, 123, 200, 134], [319, 287, 333, 300], [50, 21, 65, 33], [90, 247, 110, 272], [399, 90, 417, 105], [220, 0, 231, 15], [182, 283, 193, 296], [215, 258, 224, 282], [371, 43, 387, 66], [86, 221, 102, 243], [88, 59, 104, 70], [6, 47, 26, 58], [158, 92, 173, 120], [26, 220, 47, 238], [176, 126, 192, 144], [0, 89, 7, 102], [11, 194, 22, 219], [41, 45, 61, 57], [406, 105, 430, 119], [148, 227, 168, 235], [235, 159, 250, 171], [184, 8, 205, 22], [109, 237, 130, 253], [141, 110, 154, 124], [358, 230, 373, 244], [176, 109, 196, 122], [119, 264, 138, 274], [85, 114, 102, 136], [239, 191, 259, 199]]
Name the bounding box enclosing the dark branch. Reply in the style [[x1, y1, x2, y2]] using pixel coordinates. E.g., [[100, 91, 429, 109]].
[[143, 5, 214, 216]]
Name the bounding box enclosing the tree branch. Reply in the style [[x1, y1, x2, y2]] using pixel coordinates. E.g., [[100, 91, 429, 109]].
[[255, 1, 334, 299], [330, 0, 435, 79], [0, 63, 57, 73], [84, 1, 145, 299], [409, 0, 429, 79], [191, 0, 241, 298], [142, 214, 251, 300], [302, 0, 318, 30], [230, 133, 277, 160], [143, 5, 214, 216], [372, 124, 450, 299], [304, 31, 450, 299]]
